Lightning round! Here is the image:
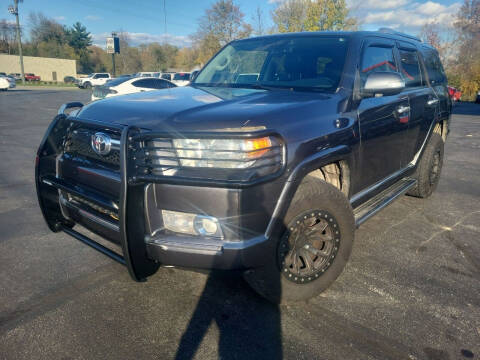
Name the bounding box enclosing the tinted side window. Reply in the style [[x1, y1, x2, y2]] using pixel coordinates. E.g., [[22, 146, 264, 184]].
[[155, 79, 175, 89], [132, 79, 154, 88], [423, 49, 446, 85], [161, 74, 171, 80], [398, 49, 423, 87], [361, 46, 397, 83]]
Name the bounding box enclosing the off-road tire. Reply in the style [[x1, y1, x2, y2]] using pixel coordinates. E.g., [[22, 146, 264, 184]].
[[407, 133, 444, 198], [83, 82, 92, 89], [244, 177, 355, 304]]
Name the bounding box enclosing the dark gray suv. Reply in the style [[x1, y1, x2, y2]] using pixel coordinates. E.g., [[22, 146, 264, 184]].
[[36, 29, 451, 303]]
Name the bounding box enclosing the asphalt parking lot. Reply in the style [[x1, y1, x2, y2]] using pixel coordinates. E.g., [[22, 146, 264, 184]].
[[0, 88, 479, 360]]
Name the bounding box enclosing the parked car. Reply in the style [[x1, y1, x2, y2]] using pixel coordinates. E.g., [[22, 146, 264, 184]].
[[64, 76, 77, 83], [77, 73, 111, 89], [9, 73, 22, 81], [0, 72, 6, 76], [447, 86, 461, 102], [171, 72, 191, 86], [160, 72, 175, 81], [25, 73, 41, 81], [135, 72, 161, 78], [0, 75, 16, 89], [475, 90, 480, 104], [35, 29, 451, 304], [91, 76, 176, 101], [0, 76, 13, 90]]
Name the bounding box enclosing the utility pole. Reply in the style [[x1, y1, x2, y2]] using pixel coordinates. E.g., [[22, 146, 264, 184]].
[[112, 52, 116, 77], [107, 32, 119, 77], [8, 0, 25, 85]]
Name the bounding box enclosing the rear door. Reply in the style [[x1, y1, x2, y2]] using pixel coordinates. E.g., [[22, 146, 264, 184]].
[[395, 41, 438, 165], [356, 38, 410, 191], [421, 47, 450, 125]]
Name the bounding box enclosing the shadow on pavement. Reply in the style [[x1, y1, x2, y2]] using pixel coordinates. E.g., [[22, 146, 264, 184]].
[[174, 271, 283, 360]]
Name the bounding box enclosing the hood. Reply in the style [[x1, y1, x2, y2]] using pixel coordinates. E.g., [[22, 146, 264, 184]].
[[77, 85, 338, 131]]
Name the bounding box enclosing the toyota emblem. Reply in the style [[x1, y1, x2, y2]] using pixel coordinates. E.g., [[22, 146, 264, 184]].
[[91, 132, 112, 156]]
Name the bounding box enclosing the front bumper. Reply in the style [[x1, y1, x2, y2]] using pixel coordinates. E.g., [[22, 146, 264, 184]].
[[35, 106, 283, 281]]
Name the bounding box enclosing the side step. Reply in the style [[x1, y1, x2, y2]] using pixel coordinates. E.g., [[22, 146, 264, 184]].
[[354, 178, 417, 227]]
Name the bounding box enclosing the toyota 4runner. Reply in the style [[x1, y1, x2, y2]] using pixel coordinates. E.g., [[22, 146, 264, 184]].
[[36, 30, 451, 303]]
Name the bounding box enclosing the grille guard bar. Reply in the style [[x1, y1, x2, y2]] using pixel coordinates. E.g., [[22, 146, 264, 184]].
[[35, 112, 159, 281]]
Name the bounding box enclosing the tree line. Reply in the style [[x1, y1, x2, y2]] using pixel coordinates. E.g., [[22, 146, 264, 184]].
[[0, 0, 478, 99], [418, 0, 479, 100], [0, 0, 357, 75]]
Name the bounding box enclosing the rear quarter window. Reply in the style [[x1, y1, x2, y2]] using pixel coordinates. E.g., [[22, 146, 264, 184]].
[[422, 49, 446, 85]]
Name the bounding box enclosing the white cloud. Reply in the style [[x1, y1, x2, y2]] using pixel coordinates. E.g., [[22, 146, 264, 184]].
[[416, 1, 446, 15], [355, 0, 410, 10], [92, 32, 192, 48], [85, 15, 102, 21], [354, 0, 462, 31], [54, 16, 66, 21]]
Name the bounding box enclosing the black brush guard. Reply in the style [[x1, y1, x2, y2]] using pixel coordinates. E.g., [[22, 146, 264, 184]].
[[35, 103, 159, 281], [35, 103, 285, 280]]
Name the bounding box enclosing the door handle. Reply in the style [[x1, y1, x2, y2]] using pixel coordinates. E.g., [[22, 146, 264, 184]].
[[396, 105, 410, 114], [427, 98, 439, 106]]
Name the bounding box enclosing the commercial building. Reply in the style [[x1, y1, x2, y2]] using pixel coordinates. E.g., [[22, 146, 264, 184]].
[[0, 54, 77, 81]]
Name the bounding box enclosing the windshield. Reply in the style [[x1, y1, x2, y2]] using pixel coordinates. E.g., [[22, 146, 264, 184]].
[[194, 35, 348, 92], [173, 73, 190, 81]]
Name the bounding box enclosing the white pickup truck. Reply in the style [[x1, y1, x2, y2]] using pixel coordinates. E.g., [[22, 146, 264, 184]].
[[77, 73, 111, 89]]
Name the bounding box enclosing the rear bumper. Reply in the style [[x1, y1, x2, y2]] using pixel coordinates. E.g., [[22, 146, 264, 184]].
[[35, 111, 282, 281]]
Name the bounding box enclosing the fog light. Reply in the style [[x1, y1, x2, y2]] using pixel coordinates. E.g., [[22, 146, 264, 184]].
[[194, 216, 220, 236], [161, 210, 223, 238]]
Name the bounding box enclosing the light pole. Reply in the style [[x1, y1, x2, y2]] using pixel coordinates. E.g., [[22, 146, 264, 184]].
[[8, 0, 25, 85]]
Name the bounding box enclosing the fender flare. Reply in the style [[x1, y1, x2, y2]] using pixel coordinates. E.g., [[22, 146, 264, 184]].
[[264, 145, 353, 240]]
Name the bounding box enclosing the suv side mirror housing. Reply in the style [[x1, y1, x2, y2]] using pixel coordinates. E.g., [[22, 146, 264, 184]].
[[362, 72, 405, 97]]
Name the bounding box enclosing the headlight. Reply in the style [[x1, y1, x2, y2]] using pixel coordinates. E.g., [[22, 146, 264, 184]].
[[140, 135, 284, 182], [171, 137, 274, 168]]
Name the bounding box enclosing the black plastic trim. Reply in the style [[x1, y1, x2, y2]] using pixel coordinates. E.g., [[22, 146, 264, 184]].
[[62, 226, 126, 265], [41, 175, 118, 213]]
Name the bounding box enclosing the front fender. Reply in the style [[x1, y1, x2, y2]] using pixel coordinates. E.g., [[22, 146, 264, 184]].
[[264, 144, 354, 240]]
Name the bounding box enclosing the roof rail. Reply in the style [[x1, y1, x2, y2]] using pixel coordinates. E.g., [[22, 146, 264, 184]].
[[378, 28, 422, 42]]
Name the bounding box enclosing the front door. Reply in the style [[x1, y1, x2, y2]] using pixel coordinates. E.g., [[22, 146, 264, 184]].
[[355, 38, 410, 192]]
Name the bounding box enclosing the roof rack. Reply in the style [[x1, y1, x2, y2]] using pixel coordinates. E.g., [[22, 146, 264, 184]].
[[378, 28, 422, 42]]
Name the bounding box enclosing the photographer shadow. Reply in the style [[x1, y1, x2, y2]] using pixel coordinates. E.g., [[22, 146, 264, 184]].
[[174, 269, 282, 360]]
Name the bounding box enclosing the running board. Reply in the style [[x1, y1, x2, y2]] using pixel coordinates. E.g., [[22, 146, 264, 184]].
[[354, 178, 417, 227]]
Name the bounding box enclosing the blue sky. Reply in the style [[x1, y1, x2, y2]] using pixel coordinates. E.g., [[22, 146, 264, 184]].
[[1, 0, 463, 47]]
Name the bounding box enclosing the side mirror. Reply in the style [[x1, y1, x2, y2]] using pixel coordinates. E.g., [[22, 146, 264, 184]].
[[363, 72, 405, 97]]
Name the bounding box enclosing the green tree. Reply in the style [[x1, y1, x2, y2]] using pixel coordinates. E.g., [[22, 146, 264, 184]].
[[66, 22, 92, 73], [454, 0, 480, 99], [67, 22, 92, 50], [272, 0, 357, 33], [272, 0, 307, 33], [193, 0, 252, 65]]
